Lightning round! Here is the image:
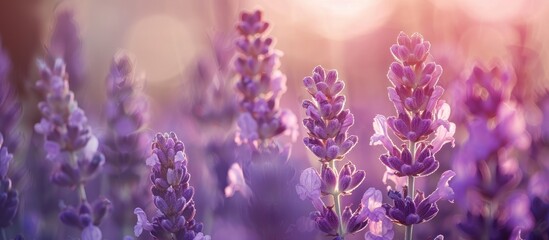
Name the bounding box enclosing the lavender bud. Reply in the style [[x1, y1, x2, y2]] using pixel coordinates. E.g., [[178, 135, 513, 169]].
[[320, 164, 337, 195]]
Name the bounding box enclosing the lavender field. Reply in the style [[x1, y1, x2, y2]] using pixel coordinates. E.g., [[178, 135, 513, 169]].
[[0, 0, 548, 239]]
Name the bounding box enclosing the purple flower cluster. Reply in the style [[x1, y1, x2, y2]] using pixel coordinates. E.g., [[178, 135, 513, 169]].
[[5, 4, 549, 240], [528, 92, 549, 239], [297, 66, 383, 239], [454, 65, 532, 239], [224, 10, 309, 240], [34, 59, 109, 239], [370, 32, 456, 239], [134, 132, 209, 240], [302, 66, 358, 164], [0, 133, 18, 228], [103, 52, 148, 185], [234, 10, 296, 146], [382, 170, 455, 226], [189, 34, 238, 128], [187, 34, 239, 196], [102, 52, 149, 237], [0, 42, 21, 152]]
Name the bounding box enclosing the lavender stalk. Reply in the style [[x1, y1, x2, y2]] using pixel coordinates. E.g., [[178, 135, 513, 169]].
[[225, 10, 306, 239], [370, 32, 456, 239], [233, 10, 296, 148], [102, 52, 148, 237], [455, 65, 533, 239], [298, 65, 364, 239], [34, 59, 110, 239], [297, 66, 396, 240]]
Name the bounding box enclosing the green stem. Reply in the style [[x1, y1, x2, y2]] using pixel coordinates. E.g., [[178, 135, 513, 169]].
[[78, 184, 87, 201], [407, 175, 415, 201], [405, 142, 416, 240], [70, 153, 88, 202], [330, 160, 344, 238]]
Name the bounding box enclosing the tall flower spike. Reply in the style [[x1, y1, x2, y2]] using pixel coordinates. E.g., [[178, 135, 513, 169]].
[[302, 66, 358, 163], [298, 66, 369, 239], [0, 41, 21, 152], [234, 9, 296, 145], [34, 59, 109, 239], [104, 52, 148, 179], [189, 33, 238, 128], [102, 52, 148, 237], [0, 133, 18, 229], [371, 32, 455, 240], [133, 132, 209, 240], [230, 10, 308, 240], [454, 65, 533, 239]]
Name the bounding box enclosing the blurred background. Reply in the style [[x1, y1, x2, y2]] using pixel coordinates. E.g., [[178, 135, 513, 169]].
[[0, 0, 548, 239]]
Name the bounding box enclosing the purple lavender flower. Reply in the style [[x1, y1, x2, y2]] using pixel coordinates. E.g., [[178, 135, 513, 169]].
[[189, 34, 238, 127], [35, 59, 104, 188], [297, 65, 369, 239], [453, 65, 533, 239], [133, 132, 209, 240], [370, 32, 456, 240], [102, 52, 149, 237], [103, 51, 148, 176], [0, 42, 21, 152], [372, 32, 454, 177], [34, 58, 109, 239], [227, 10, 309, 240], [301, 66, 358, 163], [0, 133, 18, 229], [186, 33, 239, 197], [234, 10, 297, 145], [48, 9, 84, 91], [527, 92, 549, 239], [382, 170, 455, 226]]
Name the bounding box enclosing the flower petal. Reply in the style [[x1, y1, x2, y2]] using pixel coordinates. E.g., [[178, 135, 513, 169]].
[[296, 168, 321, 200], [225, 163, 252, 199]]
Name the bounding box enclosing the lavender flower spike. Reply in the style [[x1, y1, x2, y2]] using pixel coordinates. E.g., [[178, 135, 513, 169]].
[[455, 65, 533, 239], [298, 66, 368, 239], [234, 10, 297, 145], [34, 59, 109, 238], [302, 66, 358, 163], [102, 51, 148, 238], [134, 132, 209, 240], [371, 32, 456, 240], [103, 52, 148, 184], [0, 133, 18, 229], [35, 59, 105, 189]]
